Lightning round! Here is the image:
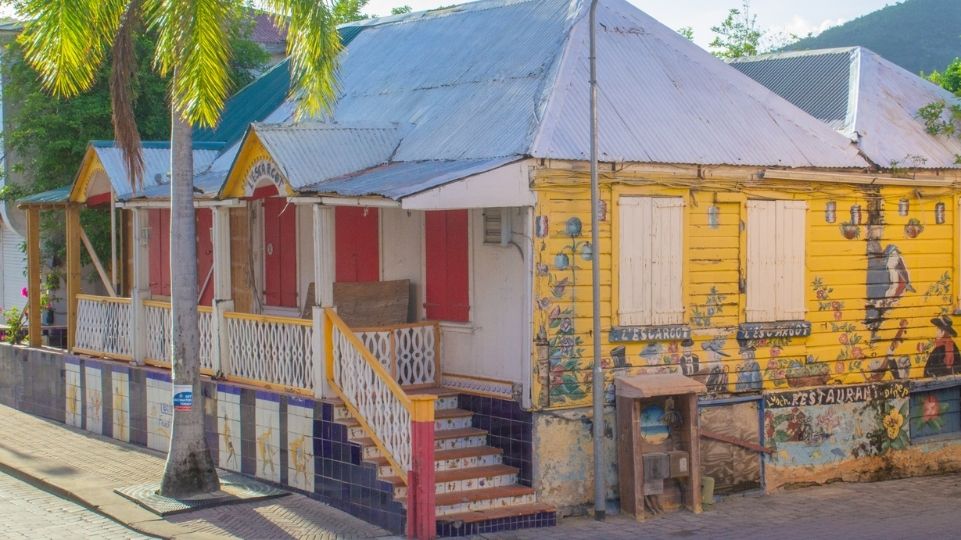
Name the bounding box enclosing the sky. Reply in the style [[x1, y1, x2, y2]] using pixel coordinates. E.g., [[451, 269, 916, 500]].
[[364, 0, 898, 49]]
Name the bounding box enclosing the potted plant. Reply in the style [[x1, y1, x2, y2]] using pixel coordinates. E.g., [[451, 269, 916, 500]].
[[904, 218, 924, 238], [40, 272, 60, 325]]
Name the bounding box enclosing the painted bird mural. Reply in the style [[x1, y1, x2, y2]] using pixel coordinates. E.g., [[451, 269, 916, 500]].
[[865, 224, 913, 342]]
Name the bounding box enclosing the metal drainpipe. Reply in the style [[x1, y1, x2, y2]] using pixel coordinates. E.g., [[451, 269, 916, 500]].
[[588, 0, 605, 522]]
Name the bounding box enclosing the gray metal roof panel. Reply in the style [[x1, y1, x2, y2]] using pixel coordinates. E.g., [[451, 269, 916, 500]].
[[529, 0, 867, 167], [93, 144, 221, 200], [254, 123, 405, 189], [300, 156, 521, 200]]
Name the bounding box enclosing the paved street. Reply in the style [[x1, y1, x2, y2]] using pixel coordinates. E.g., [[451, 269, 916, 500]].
[[486, 472, 961, 540], [0, 469, 150, 539]]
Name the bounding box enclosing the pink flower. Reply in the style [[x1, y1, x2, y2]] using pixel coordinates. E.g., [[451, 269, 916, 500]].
[[20, 287, 27, 298]]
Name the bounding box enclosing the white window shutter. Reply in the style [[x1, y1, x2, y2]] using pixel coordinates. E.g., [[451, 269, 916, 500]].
[[619, 197, 653, 325], [776, 201, 807, 320], [746, 201, 777, 322], [652, 198, 684, 325]]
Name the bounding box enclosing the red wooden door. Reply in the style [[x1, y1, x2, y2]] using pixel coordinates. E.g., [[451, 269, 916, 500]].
[[263, 197, 298, 307], [335, 207, 380, 282], [425, 210, 469, 322], [195, 209, 214, 305], [148, 209, 171, 296]]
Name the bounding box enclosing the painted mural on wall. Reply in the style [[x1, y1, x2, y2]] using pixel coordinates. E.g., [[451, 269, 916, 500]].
[[530, 179, 958, 410], [764, 382, 909, 471]]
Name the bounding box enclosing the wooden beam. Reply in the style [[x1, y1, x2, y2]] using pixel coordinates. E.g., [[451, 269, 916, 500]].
[[80, 227, 117, 298], [66, 206, 81, 350], [26, 208, 41, 347]]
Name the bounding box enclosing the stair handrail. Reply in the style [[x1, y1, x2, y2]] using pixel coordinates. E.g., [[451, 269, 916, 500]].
[[324, 308, 435, 484]]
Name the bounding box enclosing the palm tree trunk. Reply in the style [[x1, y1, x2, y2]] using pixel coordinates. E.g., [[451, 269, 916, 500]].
[[160, 73, 219, 496]]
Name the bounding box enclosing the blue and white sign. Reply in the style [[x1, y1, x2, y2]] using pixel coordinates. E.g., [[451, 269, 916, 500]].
[[173, 385, 193, 412]]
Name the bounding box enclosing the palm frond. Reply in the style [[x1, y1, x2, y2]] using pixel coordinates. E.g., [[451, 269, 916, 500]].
[[17, 0, 129, 96], [264, 0, 342, 119], [145, 0, 232, 128], [110, 0, 145, 189]]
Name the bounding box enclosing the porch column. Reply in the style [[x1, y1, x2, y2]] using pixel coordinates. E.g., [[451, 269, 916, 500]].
[[312, 204, 335, 398], [212, 206, 234, 377], [65, 204, 81, 351], [129, 208, 150, 365], [26, 207, 41, 347]]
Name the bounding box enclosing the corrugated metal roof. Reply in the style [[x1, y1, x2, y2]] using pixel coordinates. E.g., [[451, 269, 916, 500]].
[[528, 0, 866, 167], [90, 142, 222, 201], [301, 156, 522, 200], [730, 49, 853, 130], [253, 123, 403, 189], [731, 47, 961, 169], [17, 186, 71, 206]]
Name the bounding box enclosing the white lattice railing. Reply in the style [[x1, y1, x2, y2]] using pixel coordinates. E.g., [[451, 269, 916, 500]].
[[354, 322, 439, 386], [74, 295, 133, 360], [328, 309, 420, 480], [143, 300, 214, 371], [223, 311, 313, 391]]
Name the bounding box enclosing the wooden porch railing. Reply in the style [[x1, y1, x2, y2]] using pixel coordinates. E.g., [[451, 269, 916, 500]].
[[353, 321, 440, 387], [143, 300, 214, 373], [223, 311, 313, 392], [74, 294, 132, 360]]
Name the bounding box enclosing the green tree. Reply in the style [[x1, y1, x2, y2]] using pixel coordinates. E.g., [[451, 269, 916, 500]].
[[926, 58, 961, 95], [391, 5, 412, 15], [2, 27, 268, 264], [677, 26, 694, 41], [333, 0, 370, 24], [710, 1, 763, 59], [14, 0, 340, 497]]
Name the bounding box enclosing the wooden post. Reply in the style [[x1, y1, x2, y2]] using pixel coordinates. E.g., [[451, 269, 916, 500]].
[[26, 208, 42, 347], [65, 205, 82, 351], [683, 393, 702, 514], [130, 208, 149, 364], [312, 204, 335, 398], [212, 206, 233, 376], [407, 395, 436, 540]]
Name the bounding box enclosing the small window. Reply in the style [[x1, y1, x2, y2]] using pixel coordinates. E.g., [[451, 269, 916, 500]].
[[482, 208, 510, 245], [910, 387, 961, 442], [618, 196, 684, 326], [425, 210, 470, 322], [746, 200, 806, 322]]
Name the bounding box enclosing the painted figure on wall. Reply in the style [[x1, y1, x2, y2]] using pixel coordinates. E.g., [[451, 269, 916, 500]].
[[924, 316, 958, 377], [702, 337, 729, 393], [680, 339, 699, 376], [735, 340, 762, 392], [864, 205, 913, 342]]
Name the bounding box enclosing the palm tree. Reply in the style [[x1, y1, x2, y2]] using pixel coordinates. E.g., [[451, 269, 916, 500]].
[[15, 0, 341, 497]]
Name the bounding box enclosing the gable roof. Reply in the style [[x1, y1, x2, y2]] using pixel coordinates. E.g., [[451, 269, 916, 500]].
[[731, 47, 961, 169], [298, 0, 865, 169]]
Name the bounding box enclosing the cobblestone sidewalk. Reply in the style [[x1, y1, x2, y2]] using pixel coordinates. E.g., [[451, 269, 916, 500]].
[[0, 404, 392, 539], [0, 469, 150, 539], [484, 472, 961, 540]]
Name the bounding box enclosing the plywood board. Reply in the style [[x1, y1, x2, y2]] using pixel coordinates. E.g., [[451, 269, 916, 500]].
[[333, 279, 410, 327]]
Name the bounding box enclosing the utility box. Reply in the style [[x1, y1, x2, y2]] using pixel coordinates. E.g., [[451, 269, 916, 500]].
[[616, 373, 705, 520]]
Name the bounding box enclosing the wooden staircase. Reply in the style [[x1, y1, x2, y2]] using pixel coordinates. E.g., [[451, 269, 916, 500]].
[[331, 387, 556, 536]]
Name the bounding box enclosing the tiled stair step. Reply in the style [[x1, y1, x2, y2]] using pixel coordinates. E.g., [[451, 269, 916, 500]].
[[436, 502, 557, 525], [329, 388, 460, 421], [339, 408, 473, 439], [386, 464, 519, 498], [368, 446, 504, 476], [357, 427, 489, 459], [399, 485, 537, 516]]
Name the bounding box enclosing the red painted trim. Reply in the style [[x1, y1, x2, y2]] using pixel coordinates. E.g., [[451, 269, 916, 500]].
[[407, 419, 436, 540], [250, 184, 279, 200], [195, 209, 214, 305], [425, 210, 469, 322], [85, 192, 112, 207], [263, 197, 298, 307], [335, 206, 380, 282]]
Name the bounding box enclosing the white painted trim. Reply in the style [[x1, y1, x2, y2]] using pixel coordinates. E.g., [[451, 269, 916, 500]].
[[521, 206, 534, 409], [312, 204, 335, 307], [400, 160, 536, 210]]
